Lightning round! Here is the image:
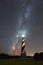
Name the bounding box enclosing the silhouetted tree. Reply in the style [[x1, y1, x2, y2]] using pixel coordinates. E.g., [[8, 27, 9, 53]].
[[33, 53, 39, 60], [39, 52, 43, 60], [34, 52, 43, 60]]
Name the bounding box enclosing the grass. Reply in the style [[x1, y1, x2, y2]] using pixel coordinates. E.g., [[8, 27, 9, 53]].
[[0, 58, 43, 65]]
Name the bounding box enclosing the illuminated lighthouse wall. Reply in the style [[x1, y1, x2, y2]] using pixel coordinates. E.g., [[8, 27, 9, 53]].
[[21, 37, 26, 57]]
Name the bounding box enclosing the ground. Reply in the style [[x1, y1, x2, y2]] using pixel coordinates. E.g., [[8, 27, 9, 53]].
[[0, 58, 43, 65]]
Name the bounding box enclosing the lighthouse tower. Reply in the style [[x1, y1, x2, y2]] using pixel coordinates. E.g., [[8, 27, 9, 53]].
[[21, 37, 26, 57]]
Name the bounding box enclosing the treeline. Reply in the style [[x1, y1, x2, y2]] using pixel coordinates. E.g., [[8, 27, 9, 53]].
[[0, 52, 43, 60], [0, 53, 21, 59], [33, 52, 43, 60]]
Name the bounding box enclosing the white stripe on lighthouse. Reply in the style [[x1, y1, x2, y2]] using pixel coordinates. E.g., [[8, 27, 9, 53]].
[[22, 42, 25, 47]]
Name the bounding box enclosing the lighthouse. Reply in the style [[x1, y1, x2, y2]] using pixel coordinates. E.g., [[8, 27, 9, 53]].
[[21, 36, 26, 57]]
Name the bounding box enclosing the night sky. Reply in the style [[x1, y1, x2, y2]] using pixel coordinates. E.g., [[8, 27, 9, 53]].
[[0, 0, 43, 56]]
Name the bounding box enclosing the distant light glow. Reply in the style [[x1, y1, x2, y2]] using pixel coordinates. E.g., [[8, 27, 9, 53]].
[[13, 48, 19, 55], [12, 46, 15, 50]]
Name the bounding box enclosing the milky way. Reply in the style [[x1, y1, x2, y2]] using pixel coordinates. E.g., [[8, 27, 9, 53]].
[[14, 0, 32, 54]]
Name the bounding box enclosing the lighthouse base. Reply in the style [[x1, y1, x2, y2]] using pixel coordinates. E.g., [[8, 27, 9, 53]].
[[21, 51, 26, 57]]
